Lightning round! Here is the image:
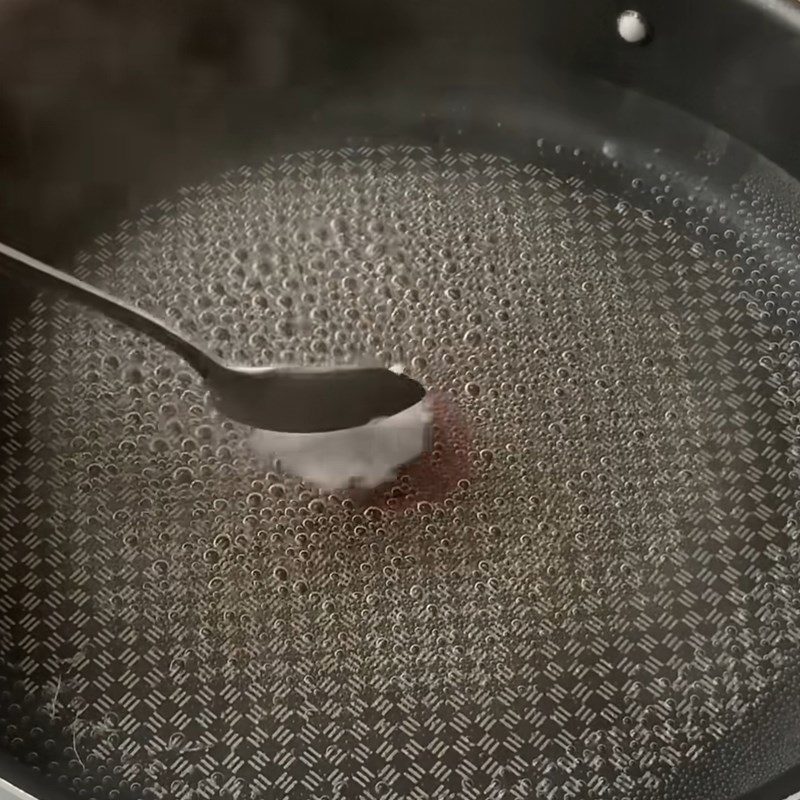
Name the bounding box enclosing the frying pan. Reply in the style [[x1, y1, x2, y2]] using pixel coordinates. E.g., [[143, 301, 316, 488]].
[[0, 1, 799, 799]]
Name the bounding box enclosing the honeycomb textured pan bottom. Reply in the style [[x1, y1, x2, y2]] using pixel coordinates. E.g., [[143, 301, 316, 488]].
[[0, 143, 799, 800]]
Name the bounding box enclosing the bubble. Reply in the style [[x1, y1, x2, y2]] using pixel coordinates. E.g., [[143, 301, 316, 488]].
[[463, 329, 482, 346], [465, 382, 481, 397], [149, 437, 169, 454], [124, 366, 144, 384]]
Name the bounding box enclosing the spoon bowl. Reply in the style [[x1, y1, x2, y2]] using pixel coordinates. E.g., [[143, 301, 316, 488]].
[[207, 362, 427, 432]]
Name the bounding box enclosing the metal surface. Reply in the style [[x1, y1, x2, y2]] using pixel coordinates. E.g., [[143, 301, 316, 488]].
[[0, 2, 798, 800], [0, 241, 425, 433], [0, 778, 39, 800]]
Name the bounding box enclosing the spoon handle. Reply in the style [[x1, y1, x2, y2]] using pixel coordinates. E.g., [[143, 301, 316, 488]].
[[0, 240, 217, 377]]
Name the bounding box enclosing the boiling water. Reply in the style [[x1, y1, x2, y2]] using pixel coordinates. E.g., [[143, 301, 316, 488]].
[[0, 144, 798, 800]]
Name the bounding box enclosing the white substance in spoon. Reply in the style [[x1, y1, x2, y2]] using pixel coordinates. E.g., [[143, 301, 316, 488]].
[[249, 397, 432, 490]]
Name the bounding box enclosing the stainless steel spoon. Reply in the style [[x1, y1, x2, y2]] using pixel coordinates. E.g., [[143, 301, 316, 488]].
[[0, 241, 426, 433]]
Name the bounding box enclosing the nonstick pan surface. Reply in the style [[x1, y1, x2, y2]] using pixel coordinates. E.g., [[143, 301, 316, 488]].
[[0, 3, 799, 800]]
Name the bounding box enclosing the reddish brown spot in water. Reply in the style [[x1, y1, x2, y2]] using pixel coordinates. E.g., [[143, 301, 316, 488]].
[[350, 391, 472, 512]]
